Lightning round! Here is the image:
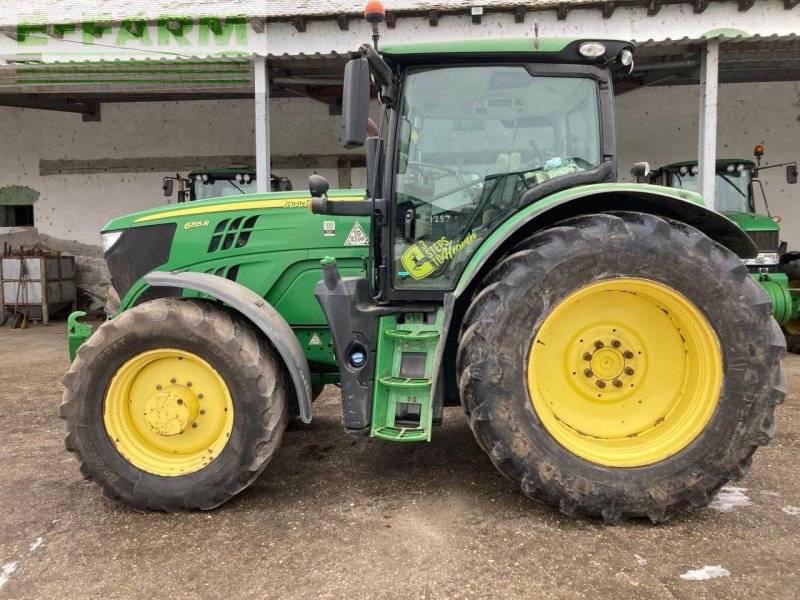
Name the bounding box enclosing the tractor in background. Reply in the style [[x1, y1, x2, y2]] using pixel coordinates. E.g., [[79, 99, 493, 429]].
[[646, 149, 800, 345], [161, 168, 292, 203]]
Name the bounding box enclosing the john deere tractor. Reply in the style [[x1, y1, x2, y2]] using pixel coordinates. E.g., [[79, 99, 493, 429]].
[[61, 14, 785, 522], [646, 153, 800, 339]]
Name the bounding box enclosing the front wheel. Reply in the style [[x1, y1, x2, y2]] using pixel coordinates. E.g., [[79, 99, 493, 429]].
[[60, 298, 288, 512], [457, 212, 785, 523]]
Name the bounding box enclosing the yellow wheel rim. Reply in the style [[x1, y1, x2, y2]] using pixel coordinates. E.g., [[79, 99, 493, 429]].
[[527, 278, 722, 468], [104, 349, 234, 476]]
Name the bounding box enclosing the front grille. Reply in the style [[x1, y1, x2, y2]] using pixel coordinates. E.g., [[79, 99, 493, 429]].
[[748, 230, 779, 252], [208, 215, 259, 252], [105, 223, 176, 299]]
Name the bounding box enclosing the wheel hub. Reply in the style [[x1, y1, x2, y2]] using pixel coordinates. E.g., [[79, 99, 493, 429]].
[[143, 386, 199, 436], [581, 337, 639, 395]]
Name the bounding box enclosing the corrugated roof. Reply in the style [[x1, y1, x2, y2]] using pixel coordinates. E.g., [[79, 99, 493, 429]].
[[0, 0, 752, 27]]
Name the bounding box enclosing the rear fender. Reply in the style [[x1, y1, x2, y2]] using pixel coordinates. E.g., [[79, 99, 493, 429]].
[[144, 271, 313, 423], [455, 184, 757, 299]]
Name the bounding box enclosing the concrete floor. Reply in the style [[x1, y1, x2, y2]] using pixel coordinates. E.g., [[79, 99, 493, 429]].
[[0, 322, 798, 600]]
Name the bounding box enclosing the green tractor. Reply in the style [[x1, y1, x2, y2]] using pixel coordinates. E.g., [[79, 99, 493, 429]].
[[161, 168, 293, 203], [646, 152, 800, 339], [62, 19, 785, 522]]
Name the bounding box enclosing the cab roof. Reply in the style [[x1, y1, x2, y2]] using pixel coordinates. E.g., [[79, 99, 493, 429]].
[[380, 38, 634, 65]]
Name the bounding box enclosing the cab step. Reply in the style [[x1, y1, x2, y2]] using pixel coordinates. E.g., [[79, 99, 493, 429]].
[[371, 310, 444, 442]]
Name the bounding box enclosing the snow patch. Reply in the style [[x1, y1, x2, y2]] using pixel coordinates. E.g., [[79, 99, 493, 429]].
[[782, 506, 800, 516], [709, 486, 752, 512], [680, 565, 731, 581], [30, 537, 43, 551], [634, 554, 648, 566], [0, 562, 18, 589]]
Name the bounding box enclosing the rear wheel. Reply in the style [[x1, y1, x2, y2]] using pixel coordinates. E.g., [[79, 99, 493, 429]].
[[457, 212, 785, 522], [61, 298, 288, 511]]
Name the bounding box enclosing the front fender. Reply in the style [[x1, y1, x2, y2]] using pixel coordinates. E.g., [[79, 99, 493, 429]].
[[144, 271, 313, 423], [455, 184, 757, 298]]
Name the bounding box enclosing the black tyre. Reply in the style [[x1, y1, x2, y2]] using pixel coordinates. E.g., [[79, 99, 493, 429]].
[[457, 212, 785, 523], [104, 285, 120, 317], [61, 298, 288, 512]]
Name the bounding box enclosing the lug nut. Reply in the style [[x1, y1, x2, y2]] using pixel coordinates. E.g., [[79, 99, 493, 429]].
[[583, 352, 593, 361], [583, 369, 593, 377], [623, 351, 634, 359], [596, 380, 606, 389], [594, 341, 604, 349], [611, 340, 621, 348], [177, 399, 183, 405], [200, 409, 206, 415], [625, 367, 635, 376], [613, 379, 623, 388], [192, 423, 198, 429], [186, 381, 192, 387], [170, 378, 177, 384], [198, 393, 204, 399], [156, 384, 162, 390]]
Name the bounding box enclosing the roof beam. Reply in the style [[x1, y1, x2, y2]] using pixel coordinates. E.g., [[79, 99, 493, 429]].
[[385, 11, 397, 28], [514, 7, 525, 23], [693, 0, 709, 13], [0, 96, 100, 120], [557, 3, 570, 20], [785, 0, 799, 8], [429, 10, 439, 26], [336, 14, 349, 31], [292, 16, 306, 33], [647, 0, 663, 15], [602, 2, 616, 19], [737, 0, 755, 10]]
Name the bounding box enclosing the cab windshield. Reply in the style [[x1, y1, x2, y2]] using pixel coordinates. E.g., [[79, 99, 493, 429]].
[[193, 177, 257, 201], [668, 168, 753, 213], [394, 65, 602, 289]]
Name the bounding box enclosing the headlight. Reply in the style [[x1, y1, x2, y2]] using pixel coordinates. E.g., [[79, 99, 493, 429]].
[[101, 231, 124, 253], [579, 42, 606, 59], [726, 164, 735, 173], [243, 173, 252, 184], [201, 173, 209, 183], [743, 252, 780, 266], [690, 165, 699, 175], [619, 49, 633, 67], [736, 164, 745, 172], [679, 166, 688, 175], [235, 173, 244, 183]]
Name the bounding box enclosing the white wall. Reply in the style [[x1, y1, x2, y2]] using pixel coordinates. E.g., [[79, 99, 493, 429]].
[[1, 80, 799, 250], [617, 81, 800, 247], [0, 95, 365, 247]]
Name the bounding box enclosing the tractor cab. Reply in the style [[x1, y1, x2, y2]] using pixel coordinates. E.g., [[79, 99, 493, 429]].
[[647, 152, 797, 270], [161, 168, 292, 202]]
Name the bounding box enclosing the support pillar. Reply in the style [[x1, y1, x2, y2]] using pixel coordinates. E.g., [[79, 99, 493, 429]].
[[254, 55, 271, 193], [697, 40, 719, 210]]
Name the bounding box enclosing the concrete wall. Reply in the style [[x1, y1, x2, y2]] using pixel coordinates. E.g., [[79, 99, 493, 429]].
[[1, 79, 798, 307], [0, 95, 368, 249], [617, 81, 800, 247]]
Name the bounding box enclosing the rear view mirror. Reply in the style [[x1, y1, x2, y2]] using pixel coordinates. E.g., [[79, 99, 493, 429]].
[[787, 165, 798, 185], [341, 58, 370, 149], [162, 177, 174, 196]]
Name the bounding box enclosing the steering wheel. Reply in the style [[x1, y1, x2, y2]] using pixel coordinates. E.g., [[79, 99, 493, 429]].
[[406, 161, 464, 185]]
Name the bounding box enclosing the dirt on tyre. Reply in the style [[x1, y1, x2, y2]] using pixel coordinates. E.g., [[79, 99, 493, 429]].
[[457, 211, 785, 523], [60, 298, 288, 512]]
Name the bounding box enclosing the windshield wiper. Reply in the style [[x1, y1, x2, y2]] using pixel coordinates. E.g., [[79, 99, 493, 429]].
[[227, 180, 247, 195], [718, 173, 748, 200]]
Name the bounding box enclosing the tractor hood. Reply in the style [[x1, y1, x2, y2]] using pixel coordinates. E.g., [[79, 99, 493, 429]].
[[102, 189, 366, 233], [720, 211, 779, 232]]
